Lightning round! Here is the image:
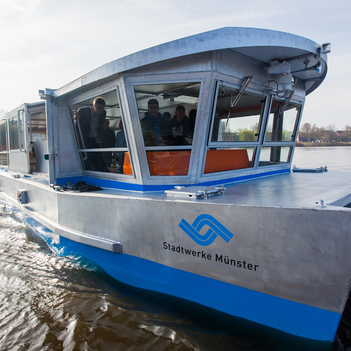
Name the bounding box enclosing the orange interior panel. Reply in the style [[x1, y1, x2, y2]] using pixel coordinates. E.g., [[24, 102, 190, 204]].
[[204, 149, 251, 173], [147, 151, 191, 176], [123, 153, 133, 175], [124, 149, 250, 176], [123, 151, 191, 176]]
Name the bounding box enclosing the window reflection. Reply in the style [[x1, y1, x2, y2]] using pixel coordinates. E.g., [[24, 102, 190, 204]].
[[135, 83, 200, 147], [0, 122, 7, 151], [205, 84, 265, 174], [134, 82, 200, 176], [70, 90, 131, 175], [9, 118, 19, 150], [0, 121, 7, 166], [211, 86, 264, 143], [9, 112, 24, 151], [259, 146, 291, 166], [265, 101, 300, 142]]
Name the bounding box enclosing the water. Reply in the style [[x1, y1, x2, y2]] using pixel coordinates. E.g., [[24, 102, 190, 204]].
[[293, 146, 351, 171], [0, 147, 351, 351]]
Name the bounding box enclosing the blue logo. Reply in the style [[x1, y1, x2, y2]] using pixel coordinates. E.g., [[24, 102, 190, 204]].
[[179, 214, 233, 246]]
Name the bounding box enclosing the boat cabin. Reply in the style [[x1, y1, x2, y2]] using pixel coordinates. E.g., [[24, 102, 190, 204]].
[[2, 27, 329, 191], [2, 102, 47, 174]]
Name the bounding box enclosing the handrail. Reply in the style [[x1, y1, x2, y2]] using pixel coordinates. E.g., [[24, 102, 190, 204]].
[[78, 147, 128, 152]]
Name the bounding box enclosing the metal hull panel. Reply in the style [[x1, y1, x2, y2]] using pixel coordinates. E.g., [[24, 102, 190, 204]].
[[1, 203, 342, 341], [1, 171, 350, 342]]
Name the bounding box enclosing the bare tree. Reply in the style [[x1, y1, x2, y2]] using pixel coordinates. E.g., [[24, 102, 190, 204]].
[[343, 125, 351, 141], [299, 123, 317, 142], [326, 124, 336, 132], [299, 123, 351, 143]]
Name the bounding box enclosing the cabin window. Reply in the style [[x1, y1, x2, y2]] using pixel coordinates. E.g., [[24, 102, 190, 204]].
[[70, 90, 131, 175], [265, 100, 300, 142], [134, 82, 200, 176], [210, 85, 263, 143], [0, 120, 8, 165], [28, 109, 47, 142], [205, 84, 265, 173], [258, 99, 300, 167], [8, 111, 25, 151], [258, 146, 292, 165]]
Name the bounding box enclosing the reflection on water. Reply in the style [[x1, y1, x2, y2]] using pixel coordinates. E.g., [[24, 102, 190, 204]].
[[0, 147, 351, 350]]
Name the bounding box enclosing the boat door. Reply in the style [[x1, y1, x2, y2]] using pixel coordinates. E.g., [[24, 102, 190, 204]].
[[6, 102, 47, 174], [26, 102, 48, 173], [7, 104, 27, 173]]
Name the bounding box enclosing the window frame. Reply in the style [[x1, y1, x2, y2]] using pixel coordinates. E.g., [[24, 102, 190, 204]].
[[8, 109, 25, 151], [131, 78, 204, 179], [203, 80, 270, 175], [263, 98, 302, 144], [69, 85, 134, 178], [258, 96, 303, 167]]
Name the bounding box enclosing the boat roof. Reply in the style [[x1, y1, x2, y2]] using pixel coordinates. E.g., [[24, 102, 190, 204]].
[[6, 101, 45, 117], [54, 27, 329, 98]]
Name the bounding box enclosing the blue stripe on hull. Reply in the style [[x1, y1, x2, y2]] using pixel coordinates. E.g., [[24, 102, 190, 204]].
[[56, 169, 290, 192], [55, 236, 340, 342]]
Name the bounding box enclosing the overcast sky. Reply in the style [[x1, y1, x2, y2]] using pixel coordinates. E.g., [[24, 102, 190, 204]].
[[0, 0, 350, 129]]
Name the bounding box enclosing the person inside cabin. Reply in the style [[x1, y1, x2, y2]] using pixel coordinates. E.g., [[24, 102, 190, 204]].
[[162, 111, 174, 144], [162, 111, 172, 123], [188, 109, 197, 135], [74, 97, 107, 172], [101, 119, 116, 169], [140, 99, 168, 146], [115, 120, 127, 173], [169, 105, 191, 145]]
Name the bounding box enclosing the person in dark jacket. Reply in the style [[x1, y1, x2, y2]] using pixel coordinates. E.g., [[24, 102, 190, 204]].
[[140, 99, 168, 146], [169, 105, 191, 145], [74, 97, 107, 172]]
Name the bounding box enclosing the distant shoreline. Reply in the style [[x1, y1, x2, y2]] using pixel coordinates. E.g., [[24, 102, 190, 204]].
[[296, 142, 351, 147]]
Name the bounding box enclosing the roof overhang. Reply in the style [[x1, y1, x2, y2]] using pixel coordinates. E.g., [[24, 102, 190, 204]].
[[53, 27, 329, 98]]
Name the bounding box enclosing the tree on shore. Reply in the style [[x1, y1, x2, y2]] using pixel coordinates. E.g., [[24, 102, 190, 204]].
[[298, 123, 351, 143], [299, 123, 317, 142]]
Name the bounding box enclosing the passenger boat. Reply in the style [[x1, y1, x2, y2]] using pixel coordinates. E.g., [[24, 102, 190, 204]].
[[1, 27, 350, 342]]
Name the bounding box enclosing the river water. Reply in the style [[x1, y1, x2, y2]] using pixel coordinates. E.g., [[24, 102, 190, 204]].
[[0, 147, 350, 351]]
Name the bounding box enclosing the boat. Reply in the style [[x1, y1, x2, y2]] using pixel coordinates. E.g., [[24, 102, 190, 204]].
[[1, 27, 350, 342], [292, 165, 328, 173]]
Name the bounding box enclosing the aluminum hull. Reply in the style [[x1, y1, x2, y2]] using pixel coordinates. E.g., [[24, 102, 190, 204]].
[[1, 169, 350, 341]]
